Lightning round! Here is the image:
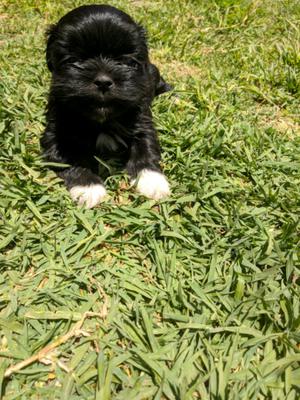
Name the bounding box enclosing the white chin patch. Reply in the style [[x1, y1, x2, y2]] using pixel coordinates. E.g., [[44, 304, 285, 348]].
[[133, 169, 170, 200], [69, 184, 107, 208]]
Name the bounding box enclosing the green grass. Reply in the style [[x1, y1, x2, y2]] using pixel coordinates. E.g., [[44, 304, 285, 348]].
[[0, 0, 300, 398]]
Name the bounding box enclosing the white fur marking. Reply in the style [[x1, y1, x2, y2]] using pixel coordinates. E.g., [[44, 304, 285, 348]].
[[69, 184, 107, 208], [134, 169, 170, 200]]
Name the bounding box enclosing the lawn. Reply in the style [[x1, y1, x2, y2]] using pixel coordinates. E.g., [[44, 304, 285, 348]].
[[0, 0, 300, 398]]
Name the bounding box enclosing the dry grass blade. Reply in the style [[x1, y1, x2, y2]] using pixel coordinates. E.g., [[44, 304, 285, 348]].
[[4, 312, 102, 378]]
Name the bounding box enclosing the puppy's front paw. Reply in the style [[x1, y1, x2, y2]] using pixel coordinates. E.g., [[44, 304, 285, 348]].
[[134, 169, 170, 200], [69, 184, 107, 208]]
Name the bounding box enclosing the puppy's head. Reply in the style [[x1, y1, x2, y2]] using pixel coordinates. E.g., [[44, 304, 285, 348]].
[[46, 5, 156, 122]]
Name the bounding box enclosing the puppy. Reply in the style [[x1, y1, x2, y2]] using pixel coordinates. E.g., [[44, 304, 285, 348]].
[[41, 4, 171, 208]]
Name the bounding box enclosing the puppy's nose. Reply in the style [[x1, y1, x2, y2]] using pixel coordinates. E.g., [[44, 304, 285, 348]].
[[94, 75, 113, 91]]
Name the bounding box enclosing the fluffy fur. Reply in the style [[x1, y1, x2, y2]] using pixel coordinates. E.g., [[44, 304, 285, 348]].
[[41, 4, 171, 207]]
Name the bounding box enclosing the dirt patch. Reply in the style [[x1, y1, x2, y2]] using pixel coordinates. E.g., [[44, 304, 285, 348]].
[[258, 107, 300, 137], [129, 0, 155, 8], [271, 116, 300, 135], [151, 54, 203, 79], [164, 60, 203, 78]]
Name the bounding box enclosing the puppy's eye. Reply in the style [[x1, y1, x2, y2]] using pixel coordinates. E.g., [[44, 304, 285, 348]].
[[61, 57, 83, 69], [116, 56, 140, 69], [127, 59, 139, 69], [71, 61, 84, 70], [61, 57, 76, 65]]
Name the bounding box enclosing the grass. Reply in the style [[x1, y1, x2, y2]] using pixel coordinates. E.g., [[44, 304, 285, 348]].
[[0, 0, 300, 398]]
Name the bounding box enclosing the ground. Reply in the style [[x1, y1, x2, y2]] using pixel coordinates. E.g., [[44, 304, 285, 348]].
[[0, 0, 299, 399]]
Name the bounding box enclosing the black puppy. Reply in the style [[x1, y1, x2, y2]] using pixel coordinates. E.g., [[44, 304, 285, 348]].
[[41, 4, 171, 208]]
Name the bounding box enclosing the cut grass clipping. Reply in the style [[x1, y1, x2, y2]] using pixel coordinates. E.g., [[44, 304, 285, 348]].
[[0, 0, 300, 399]]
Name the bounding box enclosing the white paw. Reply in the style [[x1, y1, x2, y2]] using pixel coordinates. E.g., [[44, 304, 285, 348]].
[[133, 169, 170, 200], [69, 184, 107, 208]]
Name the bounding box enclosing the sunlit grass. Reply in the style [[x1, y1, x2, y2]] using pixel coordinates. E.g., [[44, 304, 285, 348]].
[[0, 0, 299, 398]]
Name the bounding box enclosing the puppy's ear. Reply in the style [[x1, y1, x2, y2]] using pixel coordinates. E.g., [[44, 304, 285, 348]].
[[138, 25, 147, 41], [45, 24, 57, 71], [155, 75, 173, 96], [149, 63, 172, 96]]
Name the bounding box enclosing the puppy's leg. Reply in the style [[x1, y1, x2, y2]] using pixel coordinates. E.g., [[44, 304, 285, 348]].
[[41, 130, 106, 208], [126, 128, 170, 200], [62, 167, 107, 209]]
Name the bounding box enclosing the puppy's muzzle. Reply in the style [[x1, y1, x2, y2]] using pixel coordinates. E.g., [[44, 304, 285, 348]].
[[94, 74, 114, 92]]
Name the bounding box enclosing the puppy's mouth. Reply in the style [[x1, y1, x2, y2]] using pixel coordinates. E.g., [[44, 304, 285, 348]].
[[94, 105, 111, 123]]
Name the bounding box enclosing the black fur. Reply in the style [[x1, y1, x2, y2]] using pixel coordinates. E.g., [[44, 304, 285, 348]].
[[41, 4, 171, 195]]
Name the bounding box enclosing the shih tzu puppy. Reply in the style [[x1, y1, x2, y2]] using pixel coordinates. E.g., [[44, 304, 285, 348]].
[[41, 4, 171, 208]]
